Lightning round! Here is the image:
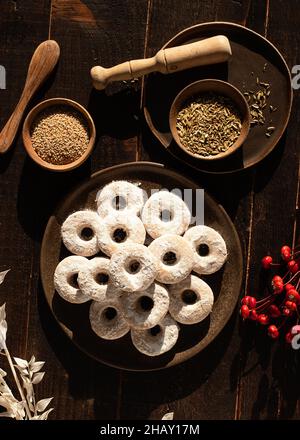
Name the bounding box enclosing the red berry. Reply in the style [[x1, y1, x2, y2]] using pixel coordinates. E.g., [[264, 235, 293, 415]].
[[285, 331, 294, 344], [249, 309, 258, 321], [286, 290, 300, 304], [258, 314, 269, 325], [268, 325, 279, 339], [241, 296, 251, 305], [248, 297, 257, 309], [241, 296, 256, 309], [285, 301, 297, 311], [285, 283, 294, 292], [272, 275, 283, 283], [288, 260, 299, 274], [283, 307, 291, 316], [281, 245, 291, 261], [272, 281, 284, 294], [262, 255, 273, 269], [240, 305, 250, 319], [268, 304, 281, 318]]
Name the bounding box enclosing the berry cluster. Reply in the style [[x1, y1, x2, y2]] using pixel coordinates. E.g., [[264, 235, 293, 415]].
[[240, 245, 300, 344]]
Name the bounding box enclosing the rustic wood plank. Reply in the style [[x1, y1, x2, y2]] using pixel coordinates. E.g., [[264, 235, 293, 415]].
[[237, 0, 300, 420], [120, 0, 267, 420], [16, 0, 149, 420], [0, 0, 51, 409]]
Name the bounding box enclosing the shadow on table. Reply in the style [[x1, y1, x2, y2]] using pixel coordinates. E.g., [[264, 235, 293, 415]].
[[232, 315, 300, 420], [17, 156, 92, 242], [38, 279, 121, 419], [38, 272, 239, 419]]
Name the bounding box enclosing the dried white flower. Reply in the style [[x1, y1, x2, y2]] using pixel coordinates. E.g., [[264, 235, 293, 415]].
[[0, 270, 10, 286], [0, 273, 54, 420], [161, 411, 174, 420]]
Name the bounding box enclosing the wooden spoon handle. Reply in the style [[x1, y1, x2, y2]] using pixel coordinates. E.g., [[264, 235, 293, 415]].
[[91, 35, 232, 90], [0, 40, 60, 154]]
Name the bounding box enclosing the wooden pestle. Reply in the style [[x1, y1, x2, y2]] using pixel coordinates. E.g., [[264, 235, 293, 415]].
[[91, 35, 232, 90], [0, 40, 60, 154]]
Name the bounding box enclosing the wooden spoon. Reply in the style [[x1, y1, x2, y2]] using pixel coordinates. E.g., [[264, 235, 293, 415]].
[[0, 40, 60, 154]]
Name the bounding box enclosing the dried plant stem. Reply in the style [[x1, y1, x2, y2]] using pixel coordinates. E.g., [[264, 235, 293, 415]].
[[4, 348, 31, 419]]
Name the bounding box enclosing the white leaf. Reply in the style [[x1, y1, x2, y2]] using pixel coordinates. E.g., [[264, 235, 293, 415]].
[[32, 372, 45, 384], [162, 412, 174, 420], [29, 355, 35, 365], [31, 361, 45, 373], [36, 397, 53, 413], [14, 357, 28, 369], [0, 303, 6, 321], [0, 270, 10, 285], [0, 303, 7, 350], [0, 368, 7, 377], [39, 408, 54, 420]]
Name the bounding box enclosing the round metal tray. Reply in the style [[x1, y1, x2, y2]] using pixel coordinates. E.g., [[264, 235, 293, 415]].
[[41, 162, 243, 371]]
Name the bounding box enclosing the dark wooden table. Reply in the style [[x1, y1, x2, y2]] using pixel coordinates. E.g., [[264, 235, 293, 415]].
[[0, 0, 299, 420]]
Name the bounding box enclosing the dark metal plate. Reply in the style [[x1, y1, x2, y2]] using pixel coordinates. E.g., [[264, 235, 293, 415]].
[[40, 162, 243, 371], [144, 22, 292, 174]]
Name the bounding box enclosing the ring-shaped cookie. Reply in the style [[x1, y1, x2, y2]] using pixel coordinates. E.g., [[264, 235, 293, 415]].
[[148, 234, 194, 284], [169, 275, 214, 324], [131, 314, 179, 356], [141, 191, 191, 239], [184, 225, 227, 275], [119, 283, 169, 329], [109, 243, 158, 292], [61, 210, 101, 257]]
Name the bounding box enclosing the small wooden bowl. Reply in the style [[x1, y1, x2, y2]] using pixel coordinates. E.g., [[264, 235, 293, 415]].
[[23, 98, 96, 172], [169, 79, 250, 161]]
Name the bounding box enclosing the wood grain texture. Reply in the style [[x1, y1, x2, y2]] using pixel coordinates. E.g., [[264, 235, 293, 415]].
[[236, 0, 300, 420], [23, 0, 148, 420], [120, 0, 265, 420], [0, 0, 299, 421]]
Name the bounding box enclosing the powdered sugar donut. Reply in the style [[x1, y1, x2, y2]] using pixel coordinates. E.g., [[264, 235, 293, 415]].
[[119, 283, 169, 329], [89, 299, 129, 340], [148, 234, 194, 284], [77, 257, 119, 302], [141, 191, 191, 239], [184, 225, 227, 275], [96, 180, 145, 218], [109, 243, 158, 292], [169, 275, 214, 324], [97, 211, 146, 257], [61, 210, 101, 257], [54, 256, 90, 304], [131, 314, 179, 356]]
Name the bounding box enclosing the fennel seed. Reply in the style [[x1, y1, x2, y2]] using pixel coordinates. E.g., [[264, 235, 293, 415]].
[[176, 93, 242, 157]]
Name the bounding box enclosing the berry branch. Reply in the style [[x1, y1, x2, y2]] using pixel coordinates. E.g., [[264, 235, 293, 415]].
[[240, 245, 300, 343]]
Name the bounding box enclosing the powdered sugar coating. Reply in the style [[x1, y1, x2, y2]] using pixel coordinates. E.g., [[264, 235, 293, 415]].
[[119, 282, 170, 329], [61, 210, 101, 257], [89, 299, 129, 340], [97, 211, 146, 257], [78, 257, 119, 302], [109, 243, 158, 292], [148, 234, 194, 284], [141, 191, 191, 239], [169, 275, 214, 324], [54, 256, 90, 304], [131, 314, 179, 356], [184, 225, 227, 275], [96, 180, 145, 218]]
